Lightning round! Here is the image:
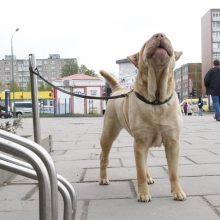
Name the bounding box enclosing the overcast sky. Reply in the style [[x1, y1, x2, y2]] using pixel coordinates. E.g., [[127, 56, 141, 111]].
[[0, 0, 219, 76]]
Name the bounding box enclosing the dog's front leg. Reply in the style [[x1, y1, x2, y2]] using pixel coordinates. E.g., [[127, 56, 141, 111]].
[[164, 139, 186, 201], [134, 139, 151, 202]]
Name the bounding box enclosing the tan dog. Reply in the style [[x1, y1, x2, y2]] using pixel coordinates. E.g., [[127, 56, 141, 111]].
[[99, 33, 186, 202]]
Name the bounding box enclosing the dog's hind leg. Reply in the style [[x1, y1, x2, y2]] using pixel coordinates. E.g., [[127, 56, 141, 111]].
[[99, 118, 122, 185]]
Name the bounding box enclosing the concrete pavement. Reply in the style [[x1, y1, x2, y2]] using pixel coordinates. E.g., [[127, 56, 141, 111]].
[[0, 115, 220, 219]]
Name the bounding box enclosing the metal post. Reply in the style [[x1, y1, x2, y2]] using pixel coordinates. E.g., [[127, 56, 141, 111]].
[[11, 28, 19, 117], [22, 66, 24, 99], [58, 98, 60, 114], [29, 54, 41, 144], [65, 98, 67, 115], [5, 89, 10, 114]]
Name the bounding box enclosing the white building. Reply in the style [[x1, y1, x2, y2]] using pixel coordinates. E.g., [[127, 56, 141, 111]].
[[116, 58, 137, 88], [53, 74, 105, 114]]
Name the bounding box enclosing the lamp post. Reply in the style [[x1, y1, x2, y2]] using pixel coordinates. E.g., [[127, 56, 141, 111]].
[[11, 28, 19, 116]]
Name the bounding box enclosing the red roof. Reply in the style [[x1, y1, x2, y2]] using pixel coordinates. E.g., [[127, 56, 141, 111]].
[[61, 73, 101, 80]]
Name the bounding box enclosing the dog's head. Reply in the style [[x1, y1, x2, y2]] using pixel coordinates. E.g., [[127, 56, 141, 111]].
[[128, 33, 182, 70], [127, 33, 182, 102]]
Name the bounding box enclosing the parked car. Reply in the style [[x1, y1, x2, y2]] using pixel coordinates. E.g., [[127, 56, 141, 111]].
[[12, 101, 33, 117], [0, 110, 13, 119]]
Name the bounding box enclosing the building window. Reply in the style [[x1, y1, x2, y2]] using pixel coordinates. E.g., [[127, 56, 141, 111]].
[[213, 52, 220, 60], [212, 11, 220, 18], [212, 21, 220, 28], [36, 60, 42, 65], [213, 31, 220, 39], [213, 42, 220, 49], [5, 76, 10, 81], [90, 90, 97, 95], [4, 67, 10, 71]]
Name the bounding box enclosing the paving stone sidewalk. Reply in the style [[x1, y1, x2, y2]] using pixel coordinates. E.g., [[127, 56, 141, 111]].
[[0, 115, 220, 220]]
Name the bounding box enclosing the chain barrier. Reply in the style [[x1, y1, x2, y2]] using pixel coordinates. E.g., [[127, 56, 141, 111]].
[[29, 67, 133, 100]]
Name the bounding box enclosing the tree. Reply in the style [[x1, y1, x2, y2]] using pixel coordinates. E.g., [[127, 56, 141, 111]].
[[61, 59, 79, 77], [39, 82, 46, 91], [79, 64, 97, 77], [39, 82, 52, 91], [0, 82, 4, 91], [27, 81, 31, 92], [61, 59, 97, 77], [79, 64, 87, 73], [10, 81, 20, 92], [85, 69, 97, 77]]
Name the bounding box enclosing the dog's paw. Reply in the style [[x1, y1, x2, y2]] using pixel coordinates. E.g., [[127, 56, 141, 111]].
[[147, 177, 154, 185], [137, 192, 152, 202], [173, 190, 186, 201], [99, 179, 110, 185]]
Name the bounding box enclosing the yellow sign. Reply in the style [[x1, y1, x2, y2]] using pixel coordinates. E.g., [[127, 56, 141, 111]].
[[0, 91, 53, 100]]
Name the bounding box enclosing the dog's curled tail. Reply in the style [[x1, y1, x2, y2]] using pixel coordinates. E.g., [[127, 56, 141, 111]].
[[100, 70, 123, 93]]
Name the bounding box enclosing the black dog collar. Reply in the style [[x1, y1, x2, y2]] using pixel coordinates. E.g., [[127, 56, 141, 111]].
[[134, 92, 173, 105]]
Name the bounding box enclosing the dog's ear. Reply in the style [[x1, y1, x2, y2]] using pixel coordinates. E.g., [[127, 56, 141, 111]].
[[174, 51, 183, 61], [127, 53, 139, 68]]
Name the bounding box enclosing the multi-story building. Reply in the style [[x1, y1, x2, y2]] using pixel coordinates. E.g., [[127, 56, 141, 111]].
[[0, 54, 76, 91], [174, 63, 202, 101], [201, 9, 220, 95], [174, 67, 182, 100]]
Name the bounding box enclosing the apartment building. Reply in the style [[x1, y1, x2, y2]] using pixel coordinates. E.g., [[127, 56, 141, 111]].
[[174, 63, 202, 101], [201, 9, 220, 95], [0, 54, 76, 91]]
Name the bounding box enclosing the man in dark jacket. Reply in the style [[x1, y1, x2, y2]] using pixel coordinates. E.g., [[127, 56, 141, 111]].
[[204, 59, 220, 121]]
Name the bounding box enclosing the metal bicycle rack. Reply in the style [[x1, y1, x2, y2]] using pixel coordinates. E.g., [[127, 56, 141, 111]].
[[0, 129, 77, 220]]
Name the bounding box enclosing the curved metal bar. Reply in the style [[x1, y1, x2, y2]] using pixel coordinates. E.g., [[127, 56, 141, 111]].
[[0, 137, 52, 220], [0, 153, 33, 169], [0, 158, 36, 179], [0, 129, 58, 220], [58, 174, 77, 219], [0, 154, 75, 220], [0, 156, 73, 220], [58, 180, 73, 220]]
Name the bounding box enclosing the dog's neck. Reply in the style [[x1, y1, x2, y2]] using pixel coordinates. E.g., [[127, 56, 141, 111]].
[[134, 66, 175, 102]]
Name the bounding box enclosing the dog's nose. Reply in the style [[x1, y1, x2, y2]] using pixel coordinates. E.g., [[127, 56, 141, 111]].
[[154, 33, 165, 39]]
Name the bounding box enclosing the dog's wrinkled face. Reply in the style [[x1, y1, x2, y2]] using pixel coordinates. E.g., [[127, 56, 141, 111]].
[[127, 33, 182, 101], [128, 33, 182, 70], [144, 33, 173, 66]]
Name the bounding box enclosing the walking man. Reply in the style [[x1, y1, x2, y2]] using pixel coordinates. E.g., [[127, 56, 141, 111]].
[[204, 59, 220, 121]]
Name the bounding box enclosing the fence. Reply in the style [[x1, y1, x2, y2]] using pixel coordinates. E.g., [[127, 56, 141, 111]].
[[40, 98, 103, 115]]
